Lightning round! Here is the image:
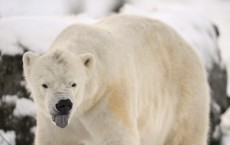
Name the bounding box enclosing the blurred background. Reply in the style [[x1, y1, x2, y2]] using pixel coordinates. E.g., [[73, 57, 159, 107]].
[[0, 0, 229, 145]]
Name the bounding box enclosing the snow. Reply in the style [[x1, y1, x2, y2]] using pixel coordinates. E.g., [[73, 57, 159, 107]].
[[0, 130, 15, 145], [222, 108, 230, 135], [1, 95, 18, 104], [0, 16, 96, 55], [0, 0, 70, 17], [2, 95, 36, 117], [222, 107, 230, 144], [0, 0, 124, 18], [30, 126, 36, 134], [84, 0, 123, 18], [227, 65, 230, 96], [222, 136, 230, 145], [13, 98, 36, 117]]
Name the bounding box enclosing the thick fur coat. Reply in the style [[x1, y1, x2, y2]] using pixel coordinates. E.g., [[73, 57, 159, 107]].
[[23, 15, 210, 145]]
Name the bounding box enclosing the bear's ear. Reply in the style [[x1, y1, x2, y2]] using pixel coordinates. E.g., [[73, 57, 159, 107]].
[[23, 52, 39, 67], [22, 52, 39, 78], [80, 53, 95, 71]]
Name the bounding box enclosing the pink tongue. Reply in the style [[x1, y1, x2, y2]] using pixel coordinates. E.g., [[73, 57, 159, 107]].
[[52, 115, 69, 128]]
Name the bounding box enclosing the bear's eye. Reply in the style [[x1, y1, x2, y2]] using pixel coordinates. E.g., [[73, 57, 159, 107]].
[[42, 83, 48, 89], [71, 83, 77, 87]]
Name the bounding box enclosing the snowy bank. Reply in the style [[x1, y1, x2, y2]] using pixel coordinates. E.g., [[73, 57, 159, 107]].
[[0, 16, 96, 55]]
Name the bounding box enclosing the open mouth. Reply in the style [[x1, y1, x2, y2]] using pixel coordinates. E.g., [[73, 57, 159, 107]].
[[51, 99, 73, 128], [52, 114, 69, 128]]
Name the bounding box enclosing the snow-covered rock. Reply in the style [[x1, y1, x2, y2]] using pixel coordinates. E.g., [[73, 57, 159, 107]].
[[0, 0, 125, 18], [1, 95, 18, 104], [13, 98, 36, 117], [0, 16, 96, 55], [0, 130, 16, 145]]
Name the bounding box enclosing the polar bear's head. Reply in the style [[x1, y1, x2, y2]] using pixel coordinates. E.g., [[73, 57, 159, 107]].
[[23, 50, 95, 128]]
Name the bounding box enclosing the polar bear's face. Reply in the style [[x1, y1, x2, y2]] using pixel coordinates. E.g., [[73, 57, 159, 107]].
[[23, 51, 95, 128]]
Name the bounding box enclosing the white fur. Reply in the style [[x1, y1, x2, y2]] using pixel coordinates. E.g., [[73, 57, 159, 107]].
[[23, 15, 210, 145]]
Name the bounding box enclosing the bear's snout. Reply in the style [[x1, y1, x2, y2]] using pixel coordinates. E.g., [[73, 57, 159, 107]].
[[56, 99, 72, 114]]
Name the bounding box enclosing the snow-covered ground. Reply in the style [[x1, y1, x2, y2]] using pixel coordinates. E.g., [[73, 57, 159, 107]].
[[0, 130, 15, 145], [0, 0, 124, 18], [0, 0, 229, 145], [0, 15, 96, 55]]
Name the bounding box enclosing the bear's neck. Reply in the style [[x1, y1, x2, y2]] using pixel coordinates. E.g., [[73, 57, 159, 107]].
[[76, 76, 107, 116]]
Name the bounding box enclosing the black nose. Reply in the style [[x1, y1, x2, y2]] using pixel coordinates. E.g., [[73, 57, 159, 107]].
[[56, 99, 72, 114]]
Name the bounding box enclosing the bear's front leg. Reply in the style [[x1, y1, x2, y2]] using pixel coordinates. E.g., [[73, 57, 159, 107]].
[[80, 93, 140, 145], [99, 120, 140, 145], [99, 112, 140, 145], [102, 139, 139, 145], [80, 109, 140, 145]]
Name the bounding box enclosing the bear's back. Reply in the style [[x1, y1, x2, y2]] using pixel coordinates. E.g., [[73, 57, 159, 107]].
[[50, 15, 205, 94]]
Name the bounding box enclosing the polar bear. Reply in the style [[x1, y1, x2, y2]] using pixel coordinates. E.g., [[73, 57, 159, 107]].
[[23, 15, 210, 145]]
